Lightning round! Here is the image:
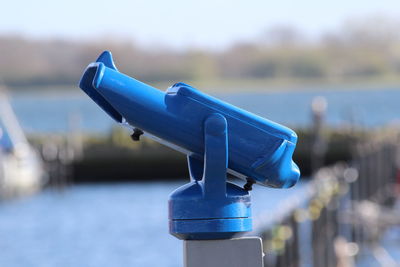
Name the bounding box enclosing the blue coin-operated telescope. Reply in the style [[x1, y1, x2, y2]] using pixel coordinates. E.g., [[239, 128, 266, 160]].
[[79, 51, 300, 240]]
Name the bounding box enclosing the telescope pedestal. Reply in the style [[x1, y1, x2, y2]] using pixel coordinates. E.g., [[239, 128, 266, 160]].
[[183, 237, 264, 267], [169, 113, 252, 239]]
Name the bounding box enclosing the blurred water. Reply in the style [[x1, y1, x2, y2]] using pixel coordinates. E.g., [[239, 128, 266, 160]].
[[0, 181, 310, 267], [3, 87, 400, 266], [9, 86, 400, 133]]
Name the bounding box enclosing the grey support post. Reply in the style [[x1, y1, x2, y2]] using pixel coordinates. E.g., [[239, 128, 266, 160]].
[[184, 237, 264, 267]]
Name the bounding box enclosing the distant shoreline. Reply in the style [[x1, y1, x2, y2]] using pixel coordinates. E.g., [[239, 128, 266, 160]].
[[7, 79, 400, 94]]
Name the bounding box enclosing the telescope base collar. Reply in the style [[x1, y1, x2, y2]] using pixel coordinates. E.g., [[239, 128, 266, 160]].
[[170, 217, 252, 240]]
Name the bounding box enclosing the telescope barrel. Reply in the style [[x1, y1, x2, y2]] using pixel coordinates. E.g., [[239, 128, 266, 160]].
[[79, 51, 300, 188]]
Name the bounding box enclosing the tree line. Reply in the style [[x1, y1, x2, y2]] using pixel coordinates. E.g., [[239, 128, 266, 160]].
[[1, 16, 399, 89]]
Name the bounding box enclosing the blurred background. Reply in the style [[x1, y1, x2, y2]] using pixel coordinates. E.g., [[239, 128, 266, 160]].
[[1, 0, 400, 266]]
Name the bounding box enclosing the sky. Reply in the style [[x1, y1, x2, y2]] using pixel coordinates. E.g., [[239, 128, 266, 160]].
[[1, 0, 399, 49]]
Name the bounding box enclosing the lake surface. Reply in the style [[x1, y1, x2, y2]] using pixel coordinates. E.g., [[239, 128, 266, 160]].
[[2, 181, 398, 267], [3, 87, 400, 266], [0, 181, 311, 267], [8, 86, 400, 133]]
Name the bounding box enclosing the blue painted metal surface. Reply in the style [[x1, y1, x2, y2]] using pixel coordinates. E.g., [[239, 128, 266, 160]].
[[79, 51, 300, 240], [79, 51, 300, 188]]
